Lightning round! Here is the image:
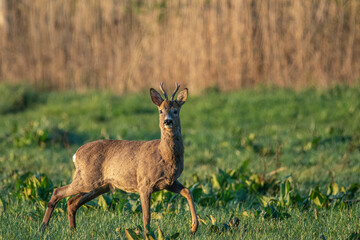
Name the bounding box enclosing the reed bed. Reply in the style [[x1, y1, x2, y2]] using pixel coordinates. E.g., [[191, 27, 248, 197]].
[[0, 0, 359, 92]]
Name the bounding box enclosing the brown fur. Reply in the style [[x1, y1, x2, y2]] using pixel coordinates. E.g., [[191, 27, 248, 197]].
[[41, 85, 198, 234]]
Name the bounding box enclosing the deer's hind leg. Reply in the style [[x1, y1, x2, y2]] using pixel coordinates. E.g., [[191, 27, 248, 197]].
[[41, 184, 81, 231], [67, 185, 110, 229], [67, 193, 84, 229]]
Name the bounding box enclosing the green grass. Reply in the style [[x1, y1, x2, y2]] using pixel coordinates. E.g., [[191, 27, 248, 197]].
[[1, 201, 360, 239], [0, 83, 360, 239]]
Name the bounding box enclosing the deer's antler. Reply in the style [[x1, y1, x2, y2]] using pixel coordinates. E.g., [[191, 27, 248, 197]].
[[170, 83, 180, 101], [160, 82, 168, 100]]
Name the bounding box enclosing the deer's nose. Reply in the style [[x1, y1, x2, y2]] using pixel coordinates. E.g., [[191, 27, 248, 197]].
[[164, 119, 173, 126]]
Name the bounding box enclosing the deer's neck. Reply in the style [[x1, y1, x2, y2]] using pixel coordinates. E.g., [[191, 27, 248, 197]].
[[159, 128, 184, 163]]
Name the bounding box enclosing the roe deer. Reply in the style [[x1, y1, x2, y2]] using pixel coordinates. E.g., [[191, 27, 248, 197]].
[[41, 83, 198, 234]]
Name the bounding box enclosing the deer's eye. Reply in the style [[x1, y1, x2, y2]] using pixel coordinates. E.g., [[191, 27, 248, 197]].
[[159, 110, 163, 114], [173, 110, 178, 115]]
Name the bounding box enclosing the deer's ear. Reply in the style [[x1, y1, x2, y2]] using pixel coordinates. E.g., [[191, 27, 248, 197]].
[[150, 88, 163, 107], [176, 88, 188, 106]]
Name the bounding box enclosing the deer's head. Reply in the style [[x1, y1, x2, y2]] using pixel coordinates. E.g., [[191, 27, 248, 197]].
[[150, 83, 188, 132]]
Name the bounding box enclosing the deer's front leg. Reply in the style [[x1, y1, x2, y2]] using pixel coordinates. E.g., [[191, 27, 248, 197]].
[[167, 181, 198, 234], [139, 187, 152, 234]]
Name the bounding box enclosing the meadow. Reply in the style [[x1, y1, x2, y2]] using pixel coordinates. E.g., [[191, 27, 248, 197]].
[[0, 83, 359, 239]]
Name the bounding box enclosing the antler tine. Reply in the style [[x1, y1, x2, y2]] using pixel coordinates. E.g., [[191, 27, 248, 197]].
[[170, 83, 181, 101], [159, 82, 168, 100]]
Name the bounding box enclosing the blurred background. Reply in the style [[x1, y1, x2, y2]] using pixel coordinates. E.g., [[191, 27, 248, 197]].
[[0, 0, 359, 92]]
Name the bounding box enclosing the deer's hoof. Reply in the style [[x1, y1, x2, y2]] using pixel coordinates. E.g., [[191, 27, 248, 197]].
[[190, 224, 198, 235], [40, 223, 47, 232]]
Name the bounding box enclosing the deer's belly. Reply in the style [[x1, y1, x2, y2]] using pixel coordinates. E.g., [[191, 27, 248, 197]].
[[112, 184, 138, 193], [104, 174, 139, 193]]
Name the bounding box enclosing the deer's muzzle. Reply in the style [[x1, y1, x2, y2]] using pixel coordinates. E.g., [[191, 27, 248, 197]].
[[164, 119, 173, 129]]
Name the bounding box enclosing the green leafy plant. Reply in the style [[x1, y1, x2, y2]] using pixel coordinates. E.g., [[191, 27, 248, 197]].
[[13, 172, 53, 209], [0, 83, 39, 114], [8, 122, 50, 147]]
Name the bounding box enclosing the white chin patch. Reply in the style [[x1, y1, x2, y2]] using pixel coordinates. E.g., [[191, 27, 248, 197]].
[[72, 154, 76, 163]]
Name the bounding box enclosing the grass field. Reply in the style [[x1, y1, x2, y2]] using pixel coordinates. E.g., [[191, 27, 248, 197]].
[[0, 83, 359, 239]]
